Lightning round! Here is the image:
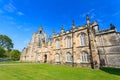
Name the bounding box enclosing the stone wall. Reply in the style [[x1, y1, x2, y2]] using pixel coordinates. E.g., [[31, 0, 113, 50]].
[[96, 29, 120, 67]]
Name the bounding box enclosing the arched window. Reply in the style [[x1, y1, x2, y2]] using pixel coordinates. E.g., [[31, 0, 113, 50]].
[[66, 52, 72, 62], [56, 39, 60, 49], [80, 33, 86, 46], [55, 54, 60, 62], [66, 37, 71, 48], [82, 52, 88, 63]]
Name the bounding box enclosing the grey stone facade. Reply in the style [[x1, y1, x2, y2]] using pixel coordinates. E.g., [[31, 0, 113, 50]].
[[96, 28, 120, 67], [20, 15, 120, 68]]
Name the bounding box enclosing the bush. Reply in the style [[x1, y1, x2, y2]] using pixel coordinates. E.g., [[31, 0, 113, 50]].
[[0, 47, 5, 57], [11, 50, 20, 60]]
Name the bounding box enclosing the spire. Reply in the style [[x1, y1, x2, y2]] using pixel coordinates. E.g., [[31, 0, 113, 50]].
[[61, 25, 64, 33], [86, 14, 90, 25], [72, 20, 75, 29], [86, 14, 90, 20], [39, 25, 43, 33], [52, 29, 55, 36], [61, 25, 64, 30]]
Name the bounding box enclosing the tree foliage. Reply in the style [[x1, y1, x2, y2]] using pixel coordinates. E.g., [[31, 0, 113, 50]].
[[0, 47, 5, 57], [11, 50, 20, 60], [0, 34, 14, 58], [0, 34, 13, 50]]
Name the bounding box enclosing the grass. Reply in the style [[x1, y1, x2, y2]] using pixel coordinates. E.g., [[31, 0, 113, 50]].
[[0, 62, 120, 80]]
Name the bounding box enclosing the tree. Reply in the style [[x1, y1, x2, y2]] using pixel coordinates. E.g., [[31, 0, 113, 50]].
[[0, 34, 13, 50], [11, 50, 20, 60], [0, 47, 5, 57], [0, 34, 13, 58]]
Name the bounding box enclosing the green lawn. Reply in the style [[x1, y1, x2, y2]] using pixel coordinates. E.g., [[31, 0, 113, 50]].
[[0, 62, 119, 80]]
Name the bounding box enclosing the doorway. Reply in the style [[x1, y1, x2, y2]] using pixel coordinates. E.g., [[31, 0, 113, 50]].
[[44, 54, 47, 63]]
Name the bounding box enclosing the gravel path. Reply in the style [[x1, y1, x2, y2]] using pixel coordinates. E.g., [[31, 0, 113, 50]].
[[0, 63, 33, 66]]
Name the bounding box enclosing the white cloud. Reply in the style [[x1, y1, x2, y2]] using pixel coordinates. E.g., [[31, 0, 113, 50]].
[[87, 9, 95, 14], [0, 0, 3, 2], [8, 21, 16, 25], [24, 28, 31, 31], [113, 11, 120, 16], [4, 3, 16, 12], [23, 39, 29, 46], [16, 24, 31, 32], [6, 16, 14, 20], [9, 0, 14, 3], [17, 11, 24, 16], [13, 34, 18, 38], [17, 25, 23, 29], [90, 13, 96, 19], [0, 9, 4, 14], [80, 13, 86, 18], [1, 15, 14, 21], [97, 19, 102, 22], [80, 9, 95, 18]]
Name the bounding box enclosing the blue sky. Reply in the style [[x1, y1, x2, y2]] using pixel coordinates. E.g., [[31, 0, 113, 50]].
[[0, 0, 120, 51]]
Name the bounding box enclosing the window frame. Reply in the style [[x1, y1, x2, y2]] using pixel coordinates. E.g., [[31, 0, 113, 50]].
[[81, 52, 88, 63], [55, 54, 60, 62], [56, 39, 60, 49], [80, 33, 86, 46], [66, 52, 72, 62], [66, 36, 71, 48]]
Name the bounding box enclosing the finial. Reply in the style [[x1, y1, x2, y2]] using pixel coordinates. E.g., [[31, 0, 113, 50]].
[[86, 14, 90, 24], [61, 25, 64, 33], [52, 29, 55, 36], [72, 20, 75, 29], [86, 14, 90, 20], [72, 20, 75, 26], [61, 25, 64, 30]]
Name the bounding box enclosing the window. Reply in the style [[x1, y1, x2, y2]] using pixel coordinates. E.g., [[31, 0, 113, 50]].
[[80, 34, 86, 46], [55, 54, 60, 62], [56, 40, 60, 49], [82, 52, 88, 63], [66, 52, 72, 62], [66, 37, 71, 48]]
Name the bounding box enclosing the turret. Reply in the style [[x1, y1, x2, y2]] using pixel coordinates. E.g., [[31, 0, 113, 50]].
[[92, 20, 99, 32]]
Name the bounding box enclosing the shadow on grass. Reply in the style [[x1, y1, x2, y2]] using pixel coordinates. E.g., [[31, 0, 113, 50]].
[[100, 67, 120, 76]]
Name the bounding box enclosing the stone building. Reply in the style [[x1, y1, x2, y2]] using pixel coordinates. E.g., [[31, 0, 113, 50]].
[[20, 15, 120, 68]]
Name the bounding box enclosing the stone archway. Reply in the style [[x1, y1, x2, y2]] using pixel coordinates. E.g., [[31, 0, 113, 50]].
[[44, 54, 47, 63]]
